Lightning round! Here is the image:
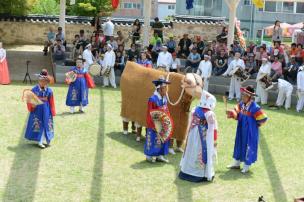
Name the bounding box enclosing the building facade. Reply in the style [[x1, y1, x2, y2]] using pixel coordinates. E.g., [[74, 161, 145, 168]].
[[176, 0, 304, 40]]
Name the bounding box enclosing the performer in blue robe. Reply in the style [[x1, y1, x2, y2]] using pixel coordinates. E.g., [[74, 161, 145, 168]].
[[24, 69, 56, 149], [144, 76, 172, 163], [227, 85, 268, 173], [66, 56, 95, 113]]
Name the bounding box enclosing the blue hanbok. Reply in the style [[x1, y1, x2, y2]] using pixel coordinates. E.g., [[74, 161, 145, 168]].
[[25, 85, 56, 143], [66, 67, 95, 107], [232, 101, 267, 165], [144, 91, 171, 157]]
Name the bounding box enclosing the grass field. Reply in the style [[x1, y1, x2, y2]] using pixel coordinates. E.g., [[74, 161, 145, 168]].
[[0, 82, 303, 202]]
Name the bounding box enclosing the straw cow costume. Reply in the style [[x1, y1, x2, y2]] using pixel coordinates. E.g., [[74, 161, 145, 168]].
[[227, 86, 267, 173], [23, 70, 56, 148], [66, 56, 95, 113], [179, 90, 218, 182], [120, 62, 203, 152]]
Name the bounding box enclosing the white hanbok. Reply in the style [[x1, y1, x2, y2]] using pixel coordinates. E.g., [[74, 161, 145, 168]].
[[297, 69, 304, 112], [179, 91, 217, 182], [255, 62, 271, 104]]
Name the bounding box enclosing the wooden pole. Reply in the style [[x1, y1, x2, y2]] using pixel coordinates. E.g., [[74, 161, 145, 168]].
[[143, 0, 152, 47], [59, 0, 66, 36]]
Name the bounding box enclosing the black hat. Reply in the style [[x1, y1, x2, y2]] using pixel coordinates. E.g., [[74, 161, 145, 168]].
[[76, 55, 86, 62], [152, 76, 170, 88]]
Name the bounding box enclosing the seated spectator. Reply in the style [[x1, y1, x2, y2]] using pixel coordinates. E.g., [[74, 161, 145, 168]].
[[245, 54, 258, 78], [284, 56, 299, 84], [55, 27, 65, 42], [117, 45, 125, 55], [157, 45, 173, 71], [178, 34, 192, 58], [296, 44, 304, 65], [271, 56, 283, 77], [43, 27, 56, 56], [127, 43, 140, 61], [189, 42, 198, 52], [109, 36, 118, 51], [196, 36, 205, 56], [72, 34, 81, 60], [213, 49, 228, 76], [137, 52, 152, 68], [231, 40, 243, 54], [210, 40, 217, 53], [116, 31, 125, 47], [257, 46, 268, 67], [97, 30, 106, 48], [114, 51, 125, 73], [186, 48, 201, 72], [150, 32, 162, 47], [170, 52, 181, 72], [77, 29, 88, 51], [152, 40, 162, 53], [290, 43, 298, 56], [248, 41, 256, 53], [166, 34, 176, 53], [53, 39, 65, 61], [216, 42, 228, 56]]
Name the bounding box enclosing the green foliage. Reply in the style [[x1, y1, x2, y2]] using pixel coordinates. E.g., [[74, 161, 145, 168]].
[[0, 0, 29, 16], [30, 0, 60, 15], [67, 0, 113, 17]]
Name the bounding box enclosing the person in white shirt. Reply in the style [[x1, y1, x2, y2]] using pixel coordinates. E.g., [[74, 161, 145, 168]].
[[103, 44, 116, 88], [170, 52, 181, 72], [222, 52, 245, 101], [82, 44, 94, 71], [255, 57, 272, 105], [275, 78, 293, 110], [103, 17, 115, 42], [196, 55, 212, 91], [296, 66, 304, 112], [157, 46, 173, 72]]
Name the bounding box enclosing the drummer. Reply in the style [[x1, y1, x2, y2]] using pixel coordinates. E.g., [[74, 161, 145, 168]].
[[144, 76, 173, 163], [255, 57, 272, 105], [222, 51, 246, 101], [66, 55, 95, 113], [83, 43, 95, 71]]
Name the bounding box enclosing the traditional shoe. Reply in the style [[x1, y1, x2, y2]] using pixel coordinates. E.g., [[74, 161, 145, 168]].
[[176, 147, 184, 153], [241, 165, 250, 173], [146, 156, 156, 163], [70, 107, 75, 114], [44, 143, 51, 147], [156, 155, 169, 163], [123, 130, 128, 135], [136, 136, 141, 142], [79, 106, 84, 113], [169, 148, 176, 155], [38, 143, 45, 149], [228, 98, 234, 101]]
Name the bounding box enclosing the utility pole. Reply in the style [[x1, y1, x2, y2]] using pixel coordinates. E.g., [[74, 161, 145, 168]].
[[59, 0, 66, 35], [143, 0, 152, 47]]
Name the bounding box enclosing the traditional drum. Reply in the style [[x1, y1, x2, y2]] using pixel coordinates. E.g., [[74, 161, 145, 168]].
[[101, 66, 112, 77], [258, 74, 274, 91], [150, 109, 174, 143], [89, 63, 102, 76], [231, 66, 250, 83], [65, 71, 77, 84], [22, 89, 43, 106]]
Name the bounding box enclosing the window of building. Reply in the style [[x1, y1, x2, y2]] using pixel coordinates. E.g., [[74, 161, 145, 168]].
[[296, 2, 304, 13], [205, 0, 213, 9], [168, 5, 175, 10], [264, 2, 277, 12], [137, 3, 141, 9], [244, 0, 252, 6], [133, 3, 137, 9], [282, 2, 294, 13], [123, 3, 133, 9]]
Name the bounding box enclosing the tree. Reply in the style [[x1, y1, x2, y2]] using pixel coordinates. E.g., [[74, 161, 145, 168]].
[[30, 0, 60, 15], [0, 0, 29, 16], [67, 0, 113, 17]]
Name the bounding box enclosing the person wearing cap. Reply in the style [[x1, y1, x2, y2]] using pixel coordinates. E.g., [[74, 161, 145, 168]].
[[82, 43, 95, 71], [55, 27, 65, 42], [170, 52, 181, 72], [196, 55, 212, 91], [144, 76, 172, 163], [103, 44, 116, 88], [166, 34, 176, 53], [296, 66, 304, 112], [274, 78, 293, 110], [66, 56, 95, 113], [186, 48, 201, 72], [284, 55, 299, 84], [157, 45, 173, 72], [103, 17, 114, 42], [179, 90, 218, 182], [255, 57, 272, 105], [24, 69, 56, 149], [226, 85, 268, 173], [222, 52, 246, 101]]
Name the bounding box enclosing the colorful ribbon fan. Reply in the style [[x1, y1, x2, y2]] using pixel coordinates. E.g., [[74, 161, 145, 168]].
[[150, 109, 174, 142], [22, 89, 43, 106], [65, 71, 77, 84]]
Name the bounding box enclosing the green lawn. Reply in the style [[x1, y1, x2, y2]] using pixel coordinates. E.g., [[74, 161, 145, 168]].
[[0, 83, 303, 202]]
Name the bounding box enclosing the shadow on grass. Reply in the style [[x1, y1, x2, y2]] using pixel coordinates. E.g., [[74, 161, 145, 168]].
[[218, 169, 253, 181], [260, 133, 287, 202], [89, 87, 105, 201], [107, 131, 205, 202], [3, 122, 41, 201]]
